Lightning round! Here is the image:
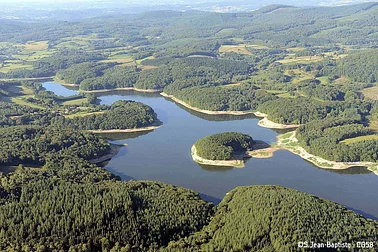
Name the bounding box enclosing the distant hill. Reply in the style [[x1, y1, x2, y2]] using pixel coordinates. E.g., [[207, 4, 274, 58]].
[[1, 1, 378, 21], [2, 2, 378, 47]]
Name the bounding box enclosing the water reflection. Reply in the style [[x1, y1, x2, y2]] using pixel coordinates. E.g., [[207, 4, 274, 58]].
[[94, 89, 161, 98], [97, 131, 152, 141], [198, 164, 234, 172], [0, 166, 17, 175], [324, 166, 372, 175], [169, 100, 258, 122]]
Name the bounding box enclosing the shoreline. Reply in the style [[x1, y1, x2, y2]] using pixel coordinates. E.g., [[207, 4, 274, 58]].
[[191, 145, 249, 168], [161, 93, 299, 129], [88, 125, 160, 134], [276, 131, 378, 175], [247, 147, 280, 159], [161, 92, 260, 116], [80, 87, 162, 93], [53, 78, 80, 87], [258, 117, 300, 129]]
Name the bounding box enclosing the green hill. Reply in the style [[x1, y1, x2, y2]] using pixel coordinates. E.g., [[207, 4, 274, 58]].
[[167, 185, 378, 251]]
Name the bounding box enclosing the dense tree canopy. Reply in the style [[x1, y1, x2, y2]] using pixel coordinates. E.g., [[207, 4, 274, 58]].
[[194, 132, 254, 160], [0, 125, 110, 166], [296, 117, 378, 162], [0, 178, 213, 251], [167, 185, 378, 251], [52, 100, 159, 130]]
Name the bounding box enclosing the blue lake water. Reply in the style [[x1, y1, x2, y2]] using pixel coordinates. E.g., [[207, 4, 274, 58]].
[[44, 82, 378, 219], [42, 81, 79, 97]]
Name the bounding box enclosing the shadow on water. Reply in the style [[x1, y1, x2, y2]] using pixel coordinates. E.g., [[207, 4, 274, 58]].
[[97, 130, 153, 141], [303, 158, 373, 175], [198, 164, 234, 172], [199, 193, 222, 205], [63, 85, 79, 91], [95, 90, 161, 99], [167, 99, 258, 122], [346, 206, 378, 220], [103, 168, 136, 181], [324, 166, 373, 175], [253, 140, 271, 149], [0, 166, 17, 175]]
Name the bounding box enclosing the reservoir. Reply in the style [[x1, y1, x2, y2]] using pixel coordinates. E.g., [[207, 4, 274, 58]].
[[43, 82, 378, 219]]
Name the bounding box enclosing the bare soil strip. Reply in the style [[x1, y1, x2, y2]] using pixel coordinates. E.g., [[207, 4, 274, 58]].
[[161, 93, 300, 129], [80, 87, 162, 93], [191, 145, 248, 168], [87, 126, 160, 134], [276, 131, 378, 175]]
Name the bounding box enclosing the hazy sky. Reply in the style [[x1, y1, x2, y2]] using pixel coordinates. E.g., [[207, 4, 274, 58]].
[[0, 0, 375, 3], [1, 0, 377, 7]]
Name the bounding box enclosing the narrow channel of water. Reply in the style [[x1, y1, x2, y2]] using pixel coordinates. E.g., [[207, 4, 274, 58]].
[[44, 82, 378, 219]]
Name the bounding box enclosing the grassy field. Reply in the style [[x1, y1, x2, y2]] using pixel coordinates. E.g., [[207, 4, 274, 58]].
[[215, 28, 237, 37], [11, 97, 45, 109], [64, 111, 104, 118], [333, 76, 349, 85], [286, 47, 306, 52], [369, 120, 378, 131], [266, 89, 296, 98], [277, 92, 296, 98], [101, 54, 134, 65], [0, 61, 33, 73], [13, 50, 53, 61], [23, 41, 49, 51], [361, 86, 378, 100], [341, 135, 378, 145], [18, 85, 35, 95], [219, 45, 252, 55], [316, 76, 331, 85], [61, 98, 88, 106], [278, 55, 324, 64], [136, 55, 154, 65], [284, 69, 314, 84], [219, 44, 268, 55], [221, 83, 242, 88]]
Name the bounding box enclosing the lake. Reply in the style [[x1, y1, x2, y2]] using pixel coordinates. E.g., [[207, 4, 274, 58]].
[[44, 82, 378, 219]]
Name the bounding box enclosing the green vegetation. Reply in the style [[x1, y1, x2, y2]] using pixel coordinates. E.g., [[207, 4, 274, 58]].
[[52, 100, 159, 130], [0, 125, 110, 166], [341, 135, 378, 145], [2, 174, 376, 251], [258, 97, 329, 124], [296, 117, 378, 162], [79, 57, 252, 91], [79, 66, 139, 90], [1, 3, 378, 250], [56, 62, 116, 84], [194, 132, 254, 160], [167, 185, 378, 251], [166, 85, 275, 112], [0, 178, 213, 251], [334, 50, 378, 83], [1, 3, 378, 128]]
